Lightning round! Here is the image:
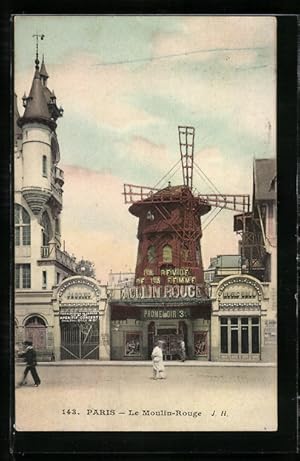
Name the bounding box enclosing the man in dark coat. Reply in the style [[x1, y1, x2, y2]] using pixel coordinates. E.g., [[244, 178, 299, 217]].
[[18, 340, 41, 387]]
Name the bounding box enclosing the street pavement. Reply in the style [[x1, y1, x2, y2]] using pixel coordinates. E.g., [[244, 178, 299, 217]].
[[15, 362, 277, 432]]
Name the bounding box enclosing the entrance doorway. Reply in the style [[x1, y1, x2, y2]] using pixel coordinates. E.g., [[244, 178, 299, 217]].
[[60, 321, 99, 360], [25, 316, 47, 350], [148, 322, 187, 360]]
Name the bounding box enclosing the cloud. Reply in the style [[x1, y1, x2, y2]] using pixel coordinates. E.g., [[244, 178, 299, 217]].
[[201, 211, 240, 267], [152, 16, 275, 57], [15, 53, 160, 131], [194, 146, 252, 195], [14, 17, 276, 280], [120, 135, 172, 173], [60, 164, 138, 282]]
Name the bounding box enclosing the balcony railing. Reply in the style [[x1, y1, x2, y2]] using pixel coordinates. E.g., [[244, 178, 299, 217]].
[[56, 247, 77, 272], [40, 245, 76, 272]]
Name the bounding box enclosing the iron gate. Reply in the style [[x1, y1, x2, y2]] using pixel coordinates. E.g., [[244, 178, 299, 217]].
[[60, 321, 99, 359]]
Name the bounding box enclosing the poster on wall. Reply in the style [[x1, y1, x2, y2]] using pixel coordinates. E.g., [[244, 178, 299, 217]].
[[11, 13, 297, 457], [124, 332, 141, 357], [194, 331, 208, 356]]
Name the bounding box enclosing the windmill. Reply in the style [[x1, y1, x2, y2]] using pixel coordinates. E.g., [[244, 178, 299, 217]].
[[123, 126, 250, 288]]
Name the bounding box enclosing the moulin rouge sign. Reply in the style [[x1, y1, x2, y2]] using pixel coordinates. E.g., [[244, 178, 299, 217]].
[[121, 267, 207, 301]]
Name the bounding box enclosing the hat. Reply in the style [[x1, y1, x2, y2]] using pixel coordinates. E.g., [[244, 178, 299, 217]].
[[23, 340, 32, 346]]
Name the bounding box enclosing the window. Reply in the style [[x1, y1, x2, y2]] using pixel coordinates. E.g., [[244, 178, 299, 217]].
[[147, 245, 156, 263], [220, 318, 228, 353], [241, 318, 249, 353], [56, 272, 60, 285], [15, 264, 31, 289], [55, 218, 60, 235], [252, 317, 260, 353], [230, 318, 238, 353], [15, 204, 31, 246], [41, 212, 53, 246], [42, 271, 47, 289], [42, 155, 47, 177], [162, 245, 172, 263], [220, 317, 260, 355]]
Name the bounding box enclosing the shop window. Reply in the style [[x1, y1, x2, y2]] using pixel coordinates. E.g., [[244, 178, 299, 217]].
[[230, 318, 238, 353], [241, 318, 249, 353], [147, 245, 156, 263], [220, 318, 228, 353], [162, 244, 172, 263], [15, 204, 31, 246], [220, 317, 260, 355], [15, 264, 31, 289], [252, 317, 260, 353]]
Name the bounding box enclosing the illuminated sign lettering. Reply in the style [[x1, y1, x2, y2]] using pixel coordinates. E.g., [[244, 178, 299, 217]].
[[120, 284, 206, 300]]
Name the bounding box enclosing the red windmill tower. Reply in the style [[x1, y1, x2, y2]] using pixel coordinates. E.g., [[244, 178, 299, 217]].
[[123, 126, 250, 291]]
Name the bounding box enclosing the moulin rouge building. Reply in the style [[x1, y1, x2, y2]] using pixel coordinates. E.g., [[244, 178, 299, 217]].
[[15, 46, 276, 363], [109, 127, 276, 362]]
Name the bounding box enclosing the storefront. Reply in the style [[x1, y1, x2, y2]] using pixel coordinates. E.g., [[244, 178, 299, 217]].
[[52, 276, 109, 360], [110, 284, 211, 361], [210, 274, 275, 362]]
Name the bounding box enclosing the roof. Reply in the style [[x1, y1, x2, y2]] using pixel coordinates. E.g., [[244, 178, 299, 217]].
[[207, 255, 241, 270], [129, 184, 211, 217], [22, 68, 50, 121], [18, 59, 63, 129], [254, 158, 276, 201]]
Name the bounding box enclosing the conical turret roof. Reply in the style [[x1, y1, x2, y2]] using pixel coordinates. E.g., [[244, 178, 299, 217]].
[[18, 58, 63, 129], [22, 67, 50, 121]]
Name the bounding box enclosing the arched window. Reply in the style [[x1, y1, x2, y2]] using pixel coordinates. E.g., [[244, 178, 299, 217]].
[[162, 245, 172, 263], [25, 316, 47, 350], [147, 245, 156, 263], [15, 204, 31, 246], [42, 155, 47, 177], [41, 212, 53, 246]]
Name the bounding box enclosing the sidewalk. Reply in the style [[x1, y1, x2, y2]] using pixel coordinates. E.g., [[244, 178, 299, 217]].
[[16, 359, 276, 367]]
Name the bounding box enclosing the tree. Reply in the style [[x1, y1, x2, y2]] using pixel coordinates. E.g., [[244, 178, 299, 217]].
[[75, 259, 96, 278]]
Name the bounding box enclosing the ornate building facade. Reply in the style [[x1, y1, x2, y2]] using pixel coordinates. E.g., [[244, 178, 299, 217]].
[[14, 54, 78, 359]]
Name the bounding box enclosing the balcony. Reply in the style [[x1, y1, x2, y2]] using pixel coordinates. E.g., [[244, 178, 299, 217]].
[[22, 186, 52, 215], [40, 245, 77, 273], [54, 166, 64, 186]]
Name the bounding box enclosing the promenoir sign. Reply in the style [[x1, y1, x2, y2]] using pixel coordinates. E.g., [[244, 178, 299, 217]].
[[121, 284, 206, 301], [143, 308, 190, 320]]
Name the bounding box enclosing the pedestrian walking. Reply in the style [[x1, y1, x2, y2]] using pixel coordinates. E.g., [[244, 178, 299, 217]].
[[151, 340, 166, 380], [179, 339, 186, 362], [18, 341, 41, 387]]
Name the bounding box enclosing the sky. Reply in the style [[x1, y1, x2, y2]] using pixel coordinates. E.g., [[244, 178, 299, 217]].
[[14, 16, 276, 283]]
